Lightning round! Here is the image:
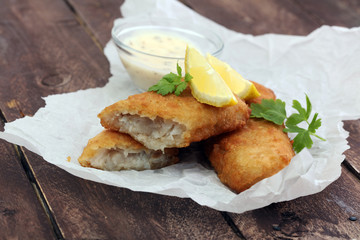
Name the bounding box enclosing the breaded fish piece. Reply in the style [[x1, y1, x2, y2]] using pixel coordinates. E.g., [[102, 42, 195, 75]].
[[78, 130, 178, 171], [205, 82, 294, 193], [98, 89, 250, 150], [205, 119, 294, 193]]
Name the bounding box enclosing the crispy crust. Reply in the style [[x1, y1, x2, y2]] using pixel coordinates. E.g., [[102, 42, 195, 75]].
[[205, 82, 294, 193], [78, 130, 178, 169], [78, 130, 144, 167], [98, 89, 251, 149], [205, 119, 294, 193]]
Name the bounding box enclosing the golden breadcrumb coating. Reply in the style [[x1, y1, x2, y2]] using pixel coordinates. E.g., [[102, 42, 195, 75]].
[[205, 118, 294, 193], [78, 130, 178, 171], [98, 89, 250, 150], [205, 82, 294, 193]]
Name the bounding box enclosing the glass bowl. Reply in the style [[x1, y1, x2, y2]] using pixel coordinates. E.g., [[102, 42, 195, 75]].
[[111, 17, 224, 91]]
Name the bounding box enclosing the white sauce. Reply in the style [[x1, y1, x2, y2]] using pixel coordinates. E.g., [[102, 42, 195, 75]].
[[118, 31, 193, 91]]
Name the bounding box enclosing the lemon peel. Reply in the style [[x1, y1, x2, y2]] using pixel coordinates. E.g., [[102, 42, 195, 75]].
[[185, 46, 238, 107]]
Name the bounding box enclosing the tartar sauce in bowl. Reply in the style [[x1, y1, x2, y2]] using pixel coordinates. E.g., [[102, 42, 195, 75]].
[[112, 18, 224, 91]]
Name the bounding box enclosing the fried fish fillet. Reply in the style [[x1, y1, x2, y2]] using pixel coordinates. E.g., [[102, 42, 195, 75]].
[[78, 130, 179, 171], [205, 119, 294, 193], [205, 82, 294, 193], [98, 89, 250, 150]]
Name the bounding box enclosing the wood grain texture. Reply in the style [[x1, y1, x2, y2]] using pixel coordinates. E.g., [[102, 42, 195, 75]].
[[181, 0, 319, 35], [67, 0, 124, 47], [1, 0, 360, 239], [0, 0, 237, 238], [25, 150, 237, 240], [294, 0, 360, 27], [181, 0, 360, 36], [0, 140, 55, 239], [0, 0, 110, 122], [229, 168, 360, 239], [343, 120, 360, 175]]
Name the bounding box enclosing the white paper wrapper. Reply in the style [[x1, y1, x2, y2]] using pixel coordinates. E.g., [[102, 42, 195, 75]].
[[1, 0, 360, 213]]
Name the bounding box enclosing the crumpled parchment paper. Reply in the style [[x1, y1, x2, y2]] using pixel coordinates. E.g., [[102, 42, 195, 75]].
[[1, 0, 360, 213]]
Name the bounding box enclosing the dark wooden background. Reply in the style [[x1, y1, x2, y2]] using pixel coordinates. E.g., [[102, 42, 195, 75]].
[[1, 0, 359, 239]]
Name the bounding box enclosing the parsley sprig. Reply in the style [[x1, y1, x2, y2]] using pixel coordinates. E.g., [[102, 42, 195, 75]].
[[148, 64, 193, 96], [250, 94, 325, 153]]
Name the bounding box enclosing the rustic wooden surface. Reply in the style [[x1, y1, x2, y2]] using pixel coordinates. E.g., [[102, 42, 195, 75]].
[[0, 136, 55, 239], [1, 0, 359, 239]]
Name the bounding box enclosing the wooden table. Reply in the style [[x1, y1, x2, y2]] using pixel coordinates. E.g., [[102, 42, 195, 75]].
[[1, 0, 360, 239]]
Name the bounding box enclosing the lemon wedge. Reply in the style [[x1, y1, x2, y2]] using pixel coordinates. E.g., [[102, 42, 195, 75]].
[[185, 46, 238, 107], [206, 54, 260, 100]]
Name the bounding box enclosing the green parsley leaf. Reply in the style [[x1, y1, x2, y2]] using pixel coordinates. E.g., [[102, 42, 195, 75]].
[[292, 100, 307, 118], [250, 94, 325, 153], [308, 113, 322, 133], [174, 82, 187, 96], [177, 64, 182, 76], [291, 130, 313, 153], [286, 113, 304, 126], [250, 99, 286, 125], [163, 72, 179, 83], [150, 78, 176, 95], [148, 63, 192, 96], [305, 94, 312, 119], [283, 124, 305, 133], [184, 72, 193, 83]]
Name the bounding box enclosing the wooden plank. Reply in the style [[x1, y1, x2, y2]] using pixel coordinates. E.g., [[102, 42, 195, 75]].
[[0, 0, 237, 238], [294, 0, 360, 28], [1, 0, 360, 238], [25, 150, 237, 239], [0, 139, 55, 239], [0, 0, 110, 122], [343, 120, 360, 176], [180, 0, 319, 35], [67, 0, 124, 47], [229, 168, 360, 239]]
